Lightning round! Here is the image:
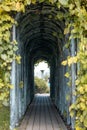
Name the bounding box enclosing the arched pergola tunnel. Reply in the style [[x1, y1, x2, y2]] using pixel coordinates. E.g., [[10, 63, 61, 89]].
[[10, 2, 76, 130]]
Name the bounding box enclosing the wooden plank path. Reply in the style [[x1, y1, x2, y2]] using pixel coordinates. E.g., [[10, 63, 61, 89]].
[[18, 94, 67, 130]]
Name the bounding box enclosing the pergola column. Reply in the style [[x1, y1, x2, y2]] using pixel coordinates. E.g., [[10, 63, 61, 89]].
[[10, 25, 18, 129], [71, 38, 76, 130]]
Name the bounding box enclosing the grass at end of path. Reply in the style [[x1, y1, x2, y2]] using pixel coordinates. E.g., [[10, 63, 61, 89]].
[[0, 105, 10, 130]]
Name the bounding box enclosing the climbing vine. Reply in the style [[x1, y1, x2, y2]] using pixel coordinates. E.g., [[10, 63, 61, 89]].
[[61, 1, 87, 130], [0, 0, 23, 102], [0, 0, 87, 129]]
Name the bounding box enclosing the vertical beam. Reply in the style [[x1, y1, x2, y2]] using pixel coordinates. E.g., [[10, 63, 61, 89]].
[[50, 59, 55, 101], [19, 56, 23, 119], [71, 39, 76, 130], [26, 58, 30, 106], [62, 65, 66, 115], [66, 66, 71, 125], [30, 60, 34, 101], [57, 58, 61, 111], [54, 62, 59, 106], [24, 54, 27, 112], [10, 25, 17, 130], [21, 56, 25, 116]]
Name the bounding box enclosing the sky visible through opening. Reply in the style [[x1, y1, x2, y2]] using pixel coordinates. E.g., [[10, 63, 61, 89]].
[[34, 61, 50, 80], [34, 61, 50, 94]]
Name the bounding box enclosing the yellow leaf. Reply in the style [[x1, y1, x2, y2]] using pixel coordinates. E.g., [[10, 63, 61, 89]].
[[84, 85, 87, 92], [31, 0, 36, 4], [0, 7, 3, 14], [15, 55, 21, 64], [19, 81, 24, 88], [16, 2, 21, 11], [77, 87, 84, 93], [65, 72, 70, 78], [67, 56, 77, 66], [59, 0, 69, 5], [9, 84, 14, 89], [26, 0, 31, 5], [76, 127, 83, 130], [1, 5, 10, 12], [49, 0, 55, 4], [64, 27, 69, 34], [66, 94, 70, 101], [0, 83, 4, 88], [70, 111, 74, 117], [80, 103, 86, 110], [61, 60, 67, 66], [84, 116, 87, 127]]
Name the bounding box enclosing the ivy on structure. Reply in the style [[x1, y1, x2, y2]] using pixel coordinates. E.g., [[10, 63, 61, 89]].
[[61, 1, 87, 130], [0, 0, 87, 129]]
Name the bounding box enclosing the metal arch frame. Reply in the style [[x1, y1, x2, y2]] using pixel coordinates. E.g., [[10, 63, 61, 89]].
[[10, 3, 76, 130], [25, 39, 58, 55], [19, 20, 63, 35]]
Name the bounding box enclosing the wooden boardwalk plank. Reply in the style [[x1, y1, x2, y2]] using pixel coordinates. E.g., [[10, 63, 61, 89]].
[[45, 95, 54, 130], [18, 94, 67, 130], [33, 96, 40, 130], [26, 95, 39, 130], [39, 95, 46, 130], [47, 97, 60, 130], [18, 98, 36, 130]]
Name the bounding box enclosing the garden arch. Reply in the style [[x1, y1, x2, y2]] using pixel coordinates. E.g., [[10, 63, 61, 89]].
[[10, 2, 76, 130]]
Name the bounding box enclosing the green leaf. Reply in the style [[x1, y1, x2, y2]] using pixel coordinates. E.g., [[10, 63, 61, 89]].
[[70, 111, 74, 117], [65, 72, 70, 78], [0, 47, 4, 54], [83, 116, 87, 127], [1, 54, 7, 60], [59, 0, 69, 5], [64, 27, 69, 34], [61, 60, 67, 66], [25, 0, 31, 5], [53, 32, 57, 37], [7, 50, 13, 55], [19, 81, 24, 88], [31, 0, 36, 4], [1, 5, 10, 12]]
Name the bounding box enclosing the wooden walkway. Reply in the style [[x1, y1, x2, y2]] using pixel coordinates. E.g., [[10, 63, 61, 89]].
[[18, 94, 67, 130]]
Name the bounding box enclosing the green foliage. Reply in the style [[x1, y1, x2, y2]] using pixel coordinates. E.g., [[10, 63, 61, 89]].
[[34, 77, 50, 93], [0, 0, 22, 102], [61, 1, 87, 129]]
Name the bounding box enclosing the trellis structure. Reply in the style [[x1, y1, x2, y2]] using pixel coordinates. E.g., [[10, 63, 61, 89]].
[[10, 3, 76, 130]]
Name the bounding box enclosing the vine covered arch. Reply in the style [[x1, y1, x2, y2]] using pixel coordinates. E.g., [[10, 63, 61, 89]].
[[0, 0, 87, 130]]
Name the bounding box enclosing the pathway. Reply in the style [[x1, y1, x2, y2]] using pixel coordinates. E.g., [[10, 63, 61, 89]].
[[18, 94, 67, 130]]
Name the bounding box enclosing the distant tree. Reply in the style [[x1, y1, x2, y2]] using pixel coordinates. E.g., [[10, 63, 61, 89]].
[[34, 77, 50, 94]]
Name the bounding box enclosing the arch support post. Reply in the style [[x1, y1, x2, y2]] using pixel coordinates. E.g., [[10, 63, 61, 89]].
[[10, 25, 18, 130], [30, 60, 34, 101], [70, 38, 76, 130], [23, 54, 27, 112], [50, 58, 56, 101]]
